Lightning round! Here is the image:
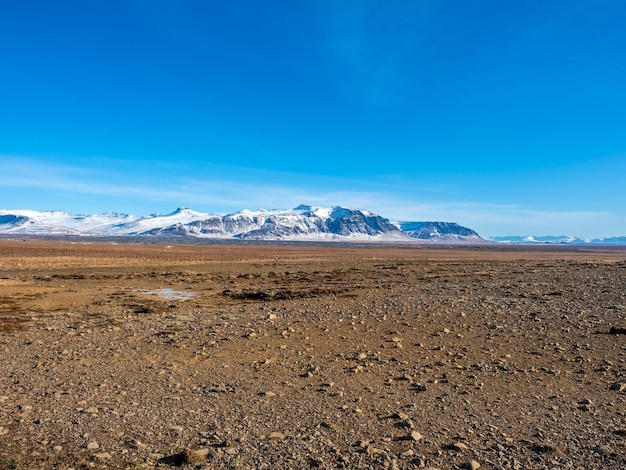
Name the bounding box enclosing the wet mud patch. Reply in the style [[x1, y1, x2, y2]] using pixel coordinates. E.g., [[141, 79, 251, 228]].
[[0, 296, 30, 332], [221, 286, 361, 301]]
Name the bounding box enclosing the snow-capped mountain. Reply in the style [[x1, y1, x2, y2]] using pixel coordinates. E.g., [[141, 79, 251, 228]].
[[489, 235, 626, 244], [396, 221, 482, 241], [0, 206, 484, 242], [0, 210, 140, 236], [135, 205, 407, 240]]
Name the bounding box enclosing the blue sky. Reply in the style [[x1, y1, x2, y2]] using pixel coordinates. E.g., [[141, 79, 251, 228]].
[[1, 0, 625, 238]]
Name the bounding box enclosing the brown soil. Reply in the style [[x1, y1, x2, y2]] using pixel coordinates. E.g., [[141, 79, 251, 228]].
[[0, 240, 625, 469]]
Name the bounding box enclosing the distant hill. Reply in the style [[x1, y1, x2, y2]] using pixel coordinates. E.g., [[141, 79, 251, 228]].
[[396, 221, 482, 241], [489, 235, 626, 244]]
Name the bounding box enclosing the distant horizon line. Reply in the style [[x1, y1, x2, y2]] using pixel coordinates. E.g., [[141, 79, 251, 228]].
[[1, 205, 625, 242]]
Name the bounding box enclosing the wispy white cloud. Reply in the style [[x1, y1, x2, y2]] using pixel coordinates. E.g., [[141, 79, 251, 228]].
[[379, 201, 620, 239], [0, 156, 188, 203], [1, 155, 623, 238], [0, 155, 396, 213]]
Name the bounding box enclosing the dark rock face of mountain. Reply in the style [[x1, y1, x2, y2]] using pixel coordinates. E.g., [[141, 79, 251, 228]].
[[398, 221, 482, 241], [0, 207, 485, 242], [325, 207, 399, 237]]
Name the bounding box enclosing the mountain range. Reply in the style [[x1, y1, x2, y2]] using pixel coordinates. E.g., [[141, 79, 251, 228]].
[[2, 206, 622, 244], [488, 235, 626, 245], [0, 205, 482, 242]]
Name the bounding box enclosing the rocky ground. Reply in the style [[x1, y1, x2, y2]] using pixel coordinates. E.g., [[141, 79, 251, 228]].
[[0, 240, 625, 469]]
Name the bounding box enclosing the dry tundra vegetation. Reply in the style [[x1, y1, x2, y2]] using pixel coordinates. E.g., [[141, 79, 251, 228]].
[[0, 239, 625, 469]]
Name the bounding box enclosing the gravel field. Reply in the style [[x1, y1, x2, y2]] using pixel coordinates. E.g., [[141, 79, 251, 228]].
[[0, 240, 625, 469]]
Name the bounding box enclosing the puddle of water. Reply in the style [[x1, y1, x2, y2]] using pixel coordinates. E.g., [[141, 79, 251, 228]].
[[145, 288, 196, 301]]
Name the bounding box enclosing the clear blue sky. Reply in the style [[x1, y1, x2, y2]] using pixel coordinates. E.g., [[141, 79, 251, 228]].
[[1, 1, 625, 238]]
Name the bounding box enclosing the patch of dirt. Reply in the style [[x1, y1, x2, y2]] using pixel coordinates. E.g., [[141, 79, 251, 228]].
[[0, 240, 625, 469]]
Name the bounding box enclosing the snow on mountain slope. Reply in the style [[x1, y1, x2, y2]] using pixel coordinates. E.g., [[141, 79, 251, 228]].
[[106, 207, 210, 235], [0, 206, 486, 242], [396, 221, 482, 241], [489, 235, 626, 244], [0, 210, 139, 235]]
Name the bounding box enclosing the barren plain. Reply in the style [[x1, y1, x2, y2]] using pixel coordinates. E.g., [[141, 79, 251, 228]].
[[0, 240, 625, 469]]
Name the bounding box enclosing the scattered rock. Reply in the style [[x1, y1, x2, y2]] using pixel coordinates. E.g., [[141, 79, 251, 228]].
[[463, 460, 481, 470], [593, 444, 610, 456], [452, 442, 468, 452], [367, 445, 384, 455], [2, 242, 626, 469], [609, 326, 626, 335], [184, 447, 210, 464], [128, 439, 148, 450]]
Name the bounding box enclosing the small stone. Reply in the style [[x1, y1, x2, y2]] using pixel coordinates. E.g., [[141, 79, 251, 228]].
[[0, 427, 8, 436], [94, 452, 111, 460], [593, 444, 610, 456], [464, 460, 480, 470], [262, 391, 276, 397], [268, 431, 284, 440], [399, 418, 415, 430], [367, 445, 384, 455], [308, 458, 324, 468], [321, 421, 338, 430], [129, 439, 148, 449], [53, 446, 62, 452], [85, 407, 98, 414], [267, 313, 277, 320], [610, 382, 626, 392], [184, 447, 210, 464], [86, 441, 100, 450], [452, 442, 468, 451], [409, 431, 422, 441]]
